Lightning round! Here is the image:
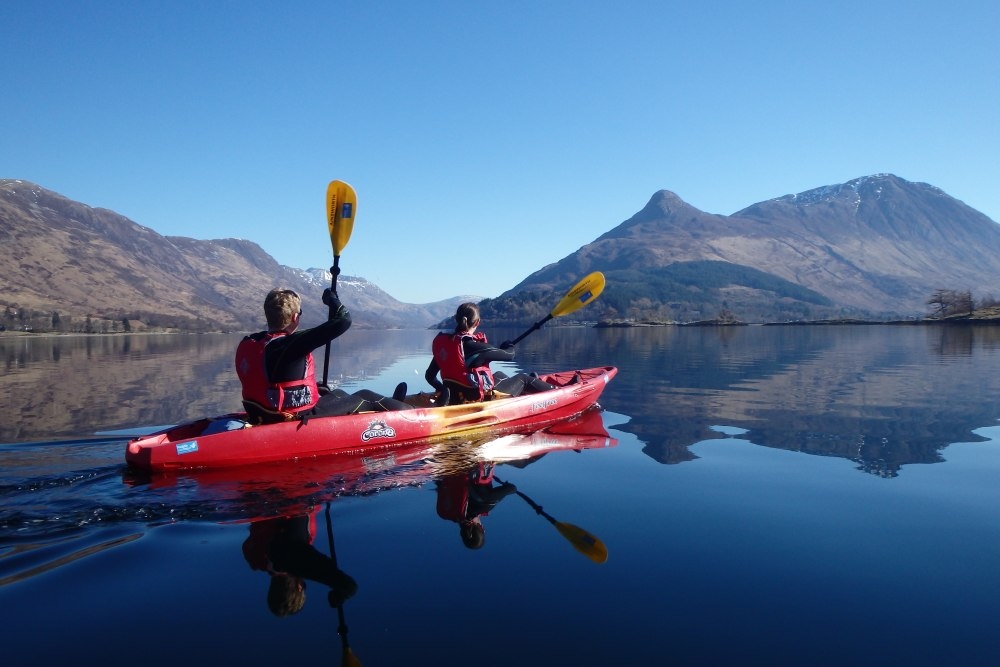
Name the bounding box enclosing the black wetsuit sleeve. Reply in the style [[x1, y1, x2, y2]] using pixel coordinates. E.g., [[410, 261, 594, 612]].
[[425, 358, 443, 390], [265, 304, 352, 382], [463, 338, 515, 369]]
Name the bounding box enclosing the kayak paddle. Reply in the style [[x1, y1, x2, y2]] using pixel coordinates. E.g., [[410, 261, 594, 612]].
[[508, 271, 606, 346], [496, 476, 608, 564], [326, 502, 362, 667], [322, 180, 357, 388], [326, 179, 357, 295]]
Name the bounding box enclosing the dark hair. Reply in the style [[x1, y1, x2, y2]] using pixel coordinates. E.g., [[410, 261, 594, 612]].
[[460, 521, 485, 549], [453, 302, 480, 333]]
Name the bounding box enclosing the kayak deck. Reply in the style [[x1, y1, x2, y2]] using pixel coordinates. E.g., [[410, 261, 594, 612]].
[[125, 366, 617, 471]]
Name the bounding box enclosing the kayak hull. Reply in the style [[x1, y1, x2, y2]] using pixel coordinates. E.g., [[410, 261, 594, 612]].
[[125, 366, 617, 471], [124, 407, 618, 522]]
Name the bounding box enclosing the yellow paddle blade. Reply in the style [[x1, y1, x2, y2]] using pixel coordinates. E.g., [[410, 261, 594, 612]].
[[326, 180, 357, 256], [551, 271, 605, 318], [555, 520, 609, 564], [342, 648, 362, 667]]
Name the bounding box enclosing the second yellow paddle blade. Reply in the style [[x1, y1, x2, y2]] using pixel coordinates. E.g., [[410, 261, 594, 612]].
[[342, 648, 362, 667], [551, 271, 606, 318], [326, 180, 357, 256], [556, 521, 609, 564]]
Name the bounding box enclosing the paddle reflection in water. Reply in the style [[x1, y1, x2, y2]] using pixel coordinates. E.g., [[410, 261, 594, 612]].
[[324, 503, 362, 667], [435, 461, 519, 550], [242, 509, 357, 617], [223, 408, 615, 665], [238, 507, 361, 664], [428, 407, 613, 554], [496, 477, 609, 564]]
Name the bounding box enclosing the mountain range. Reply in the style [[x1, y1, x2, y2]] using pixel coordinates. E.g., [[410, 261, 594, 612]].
[[3, 174, 1000, 333], [0, 179, 475, 332], [484, 174, 1000, 323]]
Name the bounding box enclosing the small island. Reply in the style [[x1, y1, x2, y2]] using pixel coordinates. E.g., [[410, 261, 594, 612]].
[[596, 303, 1000, 328]]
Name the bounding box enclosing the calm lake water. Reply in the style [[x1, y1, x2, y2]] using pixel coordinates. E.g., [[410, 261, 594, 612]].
[[2, 325, 1000, 666]]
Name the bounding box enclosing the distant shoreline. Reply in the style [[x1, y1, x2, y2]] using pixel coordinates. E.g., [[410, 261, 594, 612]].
[[596, 313, 1000, 328], [4, 312, 999, 338], [0, 330, 195, 338]]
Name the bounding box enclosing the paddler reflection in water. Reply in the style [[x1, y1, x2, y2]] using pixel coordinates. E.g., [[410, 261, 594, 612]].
[[235, 284, 412, 425], [242, 511, 357, 616], [425, 302, 558, 405], [435, 461, 518, 549]]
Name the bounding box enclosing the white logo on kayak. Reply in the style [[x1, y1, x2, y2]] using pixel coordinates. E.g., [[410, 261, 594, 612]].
[[361, 419, 396, 442], [530, 398, 558, 411]]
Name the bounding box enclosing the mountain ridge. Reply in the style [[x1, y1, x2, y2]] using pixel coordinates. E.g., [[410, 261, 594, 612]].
[[4, 174, 999, 332], [491, 174, 1000, 323], [0, 179, 476, 332]]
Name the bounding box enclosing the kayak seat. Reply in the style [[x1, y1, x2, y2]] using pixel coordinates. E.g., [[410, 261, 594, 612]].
[[242, 400, 297, 426], [202, 417, 251, 435]]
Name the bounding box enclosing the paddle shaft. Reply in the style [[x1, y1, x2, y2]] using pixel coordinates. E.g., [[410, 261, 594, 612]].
[[515, 489, 558, 525], [496, 475, 607, 563], [322, 257, 340, 387], [509, 314, 553, 346], [325, 503, 354, 652], [493, 476, 556, 524]]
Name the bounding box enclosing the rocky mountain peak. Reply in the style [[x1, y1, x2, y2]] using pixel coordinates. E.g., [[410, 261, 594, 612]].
[[0, 179, 479, 332], [5, 175, 999, 330], [497, 173, 1000, 322]]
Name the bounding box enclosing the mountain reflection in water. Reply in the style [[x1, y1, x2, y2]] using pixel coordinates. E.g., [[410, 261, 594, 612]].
[[3, 325, 1000, 666], [515, 324, 1000, 477], [3, 324, 1000, 478]]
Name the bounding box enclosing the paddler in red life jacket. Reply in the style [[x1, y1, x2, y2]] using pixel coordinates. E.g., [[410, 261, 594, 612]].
[[242, 510, 357, 616], [235, 285, 412, 425], [424, 302, 557, 405], [435, 461, 518, 550]]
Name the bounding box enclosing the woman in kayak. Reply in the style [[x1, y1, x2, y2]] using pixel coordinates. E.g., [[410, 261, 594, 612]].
[[424, 302, 556, 405], [236, 284, 411, 424], [435, 461, 518, 549]]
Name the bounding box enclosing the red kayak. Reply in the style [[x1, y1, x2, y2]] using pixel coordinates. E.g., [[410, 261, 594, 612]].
[[125, 366, 617, 471], [127, 407, 618, 520]]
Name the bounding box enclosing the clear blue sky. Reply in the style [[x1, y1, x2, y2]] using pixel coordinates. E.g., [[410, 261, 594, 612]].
[[3, 1, 997, 303]]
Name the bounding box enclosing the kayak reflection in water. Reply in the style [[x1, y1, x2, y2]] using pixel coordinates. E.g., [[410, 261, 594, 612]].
[[242, 509, 358, 616], [435, 461, 519, 549]]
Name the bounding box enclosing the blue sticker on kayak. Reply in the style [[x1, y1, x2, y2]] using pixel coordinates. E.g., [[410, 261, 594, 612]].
[[176, 440, 199, 455]]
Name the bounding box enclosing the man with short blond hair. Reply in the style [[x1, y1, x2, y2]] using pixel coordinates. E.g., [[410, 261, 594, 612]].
[[236, 285, 410, 424]]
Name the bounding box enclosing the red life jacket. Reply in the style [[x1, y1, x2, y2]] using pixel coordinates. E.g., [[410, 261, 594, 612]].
[[431, 331, 495, 400], [242, 511, 319, 573], [235, 331, 319, 416], [435, 463, 496, 522]]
